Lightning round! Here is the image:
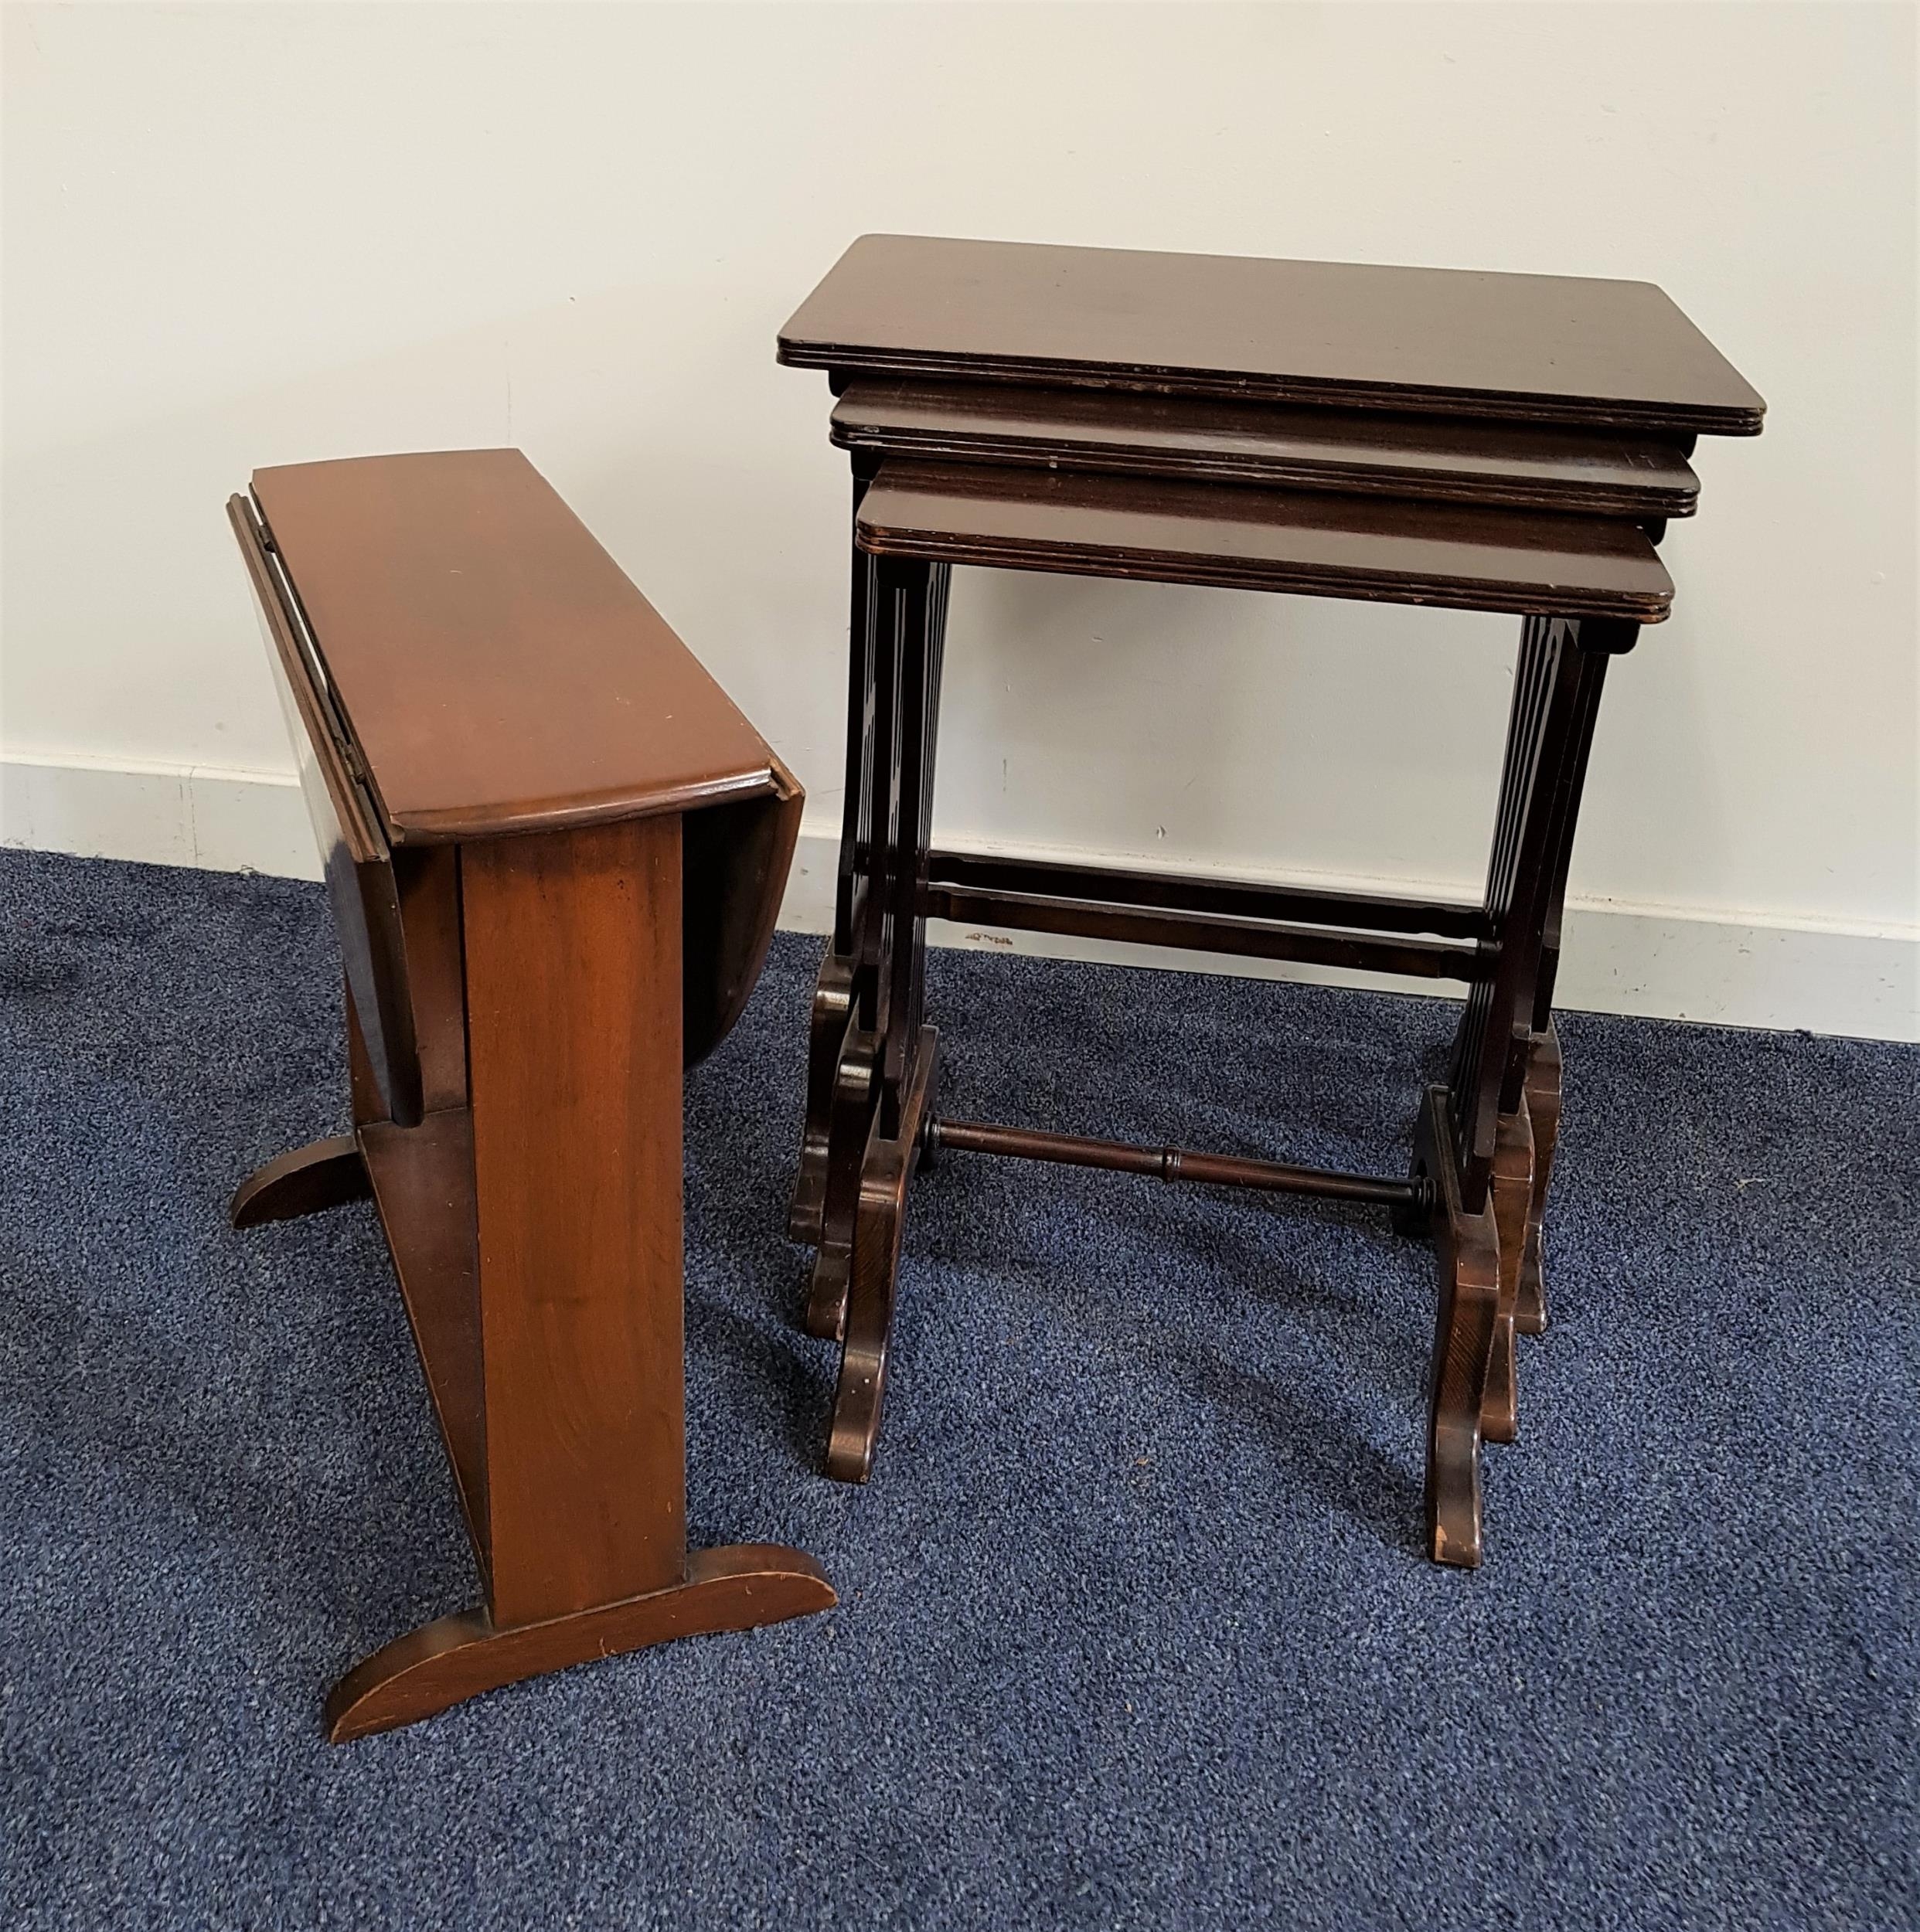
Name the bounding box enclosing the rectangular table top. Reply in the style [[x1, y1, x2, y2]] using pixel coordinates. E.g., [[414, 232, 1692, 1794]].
[[251, 450, 779, 845], [782, 235, 1765, 437], [832, 380, 1700, 519], [856, 461, 1673, 623]]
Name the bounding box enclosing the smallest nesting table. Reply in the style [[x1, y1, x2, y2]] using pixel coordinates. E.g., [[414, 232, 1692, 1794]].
[[228, 449, 834, 1739]]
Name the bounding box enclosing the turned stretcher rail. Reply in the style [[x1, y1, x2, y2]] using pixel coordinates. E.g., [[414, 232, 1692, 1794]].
[[925, 847, 1491, 939], [923, 883, 1488, 981], [926, 1116, 1430, 1211]]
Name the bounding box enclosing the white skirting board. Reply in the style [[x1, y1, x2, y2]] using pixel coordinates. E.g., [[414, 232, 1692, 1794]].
[[5, 750, 1915, 1044]]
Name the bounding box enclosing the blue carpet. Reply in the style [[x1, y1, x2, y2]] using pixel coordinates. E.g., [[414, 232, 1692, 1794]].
[[1, 847, 1914, 1931]]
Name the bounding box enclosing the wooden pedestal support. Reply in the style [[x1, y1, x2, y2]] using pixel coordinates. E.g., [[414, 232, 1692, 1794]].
[[234, 816, 833, 1741]]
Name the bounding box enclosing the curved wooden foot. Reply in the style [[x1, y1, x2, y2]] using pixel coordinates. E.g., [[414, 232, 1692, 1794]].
[[1416, 1088, 1502, 1569], [825, 1032, 936, 1485], [231, 1134, 372, 1228], [788, 950, 856, 1247], [1481, 1100, 1535, 1445], [1518, 1027, 1562, 1335], [325, 1543, 836, 1742]]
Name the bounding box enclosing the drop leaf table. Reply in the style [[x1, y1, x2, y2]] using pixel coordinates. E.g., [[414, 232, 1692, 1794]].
[[227, 449, 833, 1740]]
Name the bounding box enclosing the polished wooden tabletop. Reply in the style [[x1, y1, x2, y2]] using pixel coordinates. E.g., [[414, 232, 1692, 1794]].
[[856, 460, 1673, 621], [781, 235, 1765, 435], [832, 380, 1700, 518], [252, 450, 779, 845]]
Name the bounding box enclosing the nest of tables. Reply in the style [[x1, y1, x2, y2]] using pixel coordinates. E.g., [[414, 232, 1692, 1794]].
[[778, 233, 1763, 1566]]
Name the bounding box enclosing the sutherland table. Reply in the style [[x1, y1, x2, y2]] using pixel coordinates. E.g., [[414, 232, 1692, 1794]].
[[226, 449, 833, 1740], [778, 235, 1764, 1566]]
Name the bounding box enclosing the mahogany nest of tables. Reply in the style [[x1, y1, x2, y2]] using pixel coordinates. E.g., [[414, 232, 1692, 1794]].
[[778, 234, 1763, 1568]]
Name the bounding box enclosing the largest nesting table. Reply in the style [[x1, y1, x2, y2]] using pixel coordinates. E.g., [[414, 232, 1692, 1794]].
[[778, 235, 1764, 1566]]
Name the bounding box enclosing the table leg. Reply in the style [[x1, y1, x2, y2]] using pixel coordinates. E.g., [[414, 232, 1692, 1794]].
[[826, 1031, 938, 1483], [818, 553, 949, 1481], [800, 539, 894, 1330], [802, 1025, 877, 1340], [1508, 616, 1604, 1333], [790, 479, 881, 1246], [1411, 1087, 1501, 1570], [1425, 614, 1628, 1563]]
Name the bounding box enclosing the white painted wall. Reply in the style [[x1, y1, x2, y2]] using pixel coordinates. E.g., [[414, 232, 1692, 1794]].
[[3, 2, 1915, 1036]]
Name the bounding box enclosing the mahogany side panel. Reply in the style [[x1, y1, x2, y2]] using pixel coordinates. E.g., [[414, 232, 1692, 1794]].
[[461, 815, 689, 1628]]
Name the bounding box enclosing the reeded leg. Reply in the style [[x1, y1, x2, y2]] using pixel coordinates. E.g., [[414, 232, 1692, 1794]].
[[325, 1543, 836, 1741], [1414, 1087, 1502, 1570], [1481, 1099, 1534, 1445], [230, 1135, 371, 1227], [825, 1032, 937, 1485], [1517, 1027, 1562, 1335], [805, 552, 948, 1480], [1425, 616, 1623, 1566], [791, 471, 883, 1251]]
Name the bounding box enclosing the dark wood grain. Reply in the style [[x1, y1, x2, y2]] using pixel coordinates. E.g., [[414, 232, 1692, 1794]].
[[462, 813, 689, 1627], [781, 235, 1765, 434], [928, 1117, 1420, 1208], [858, 461, 1673, 621], [923, 881, 1482, 980], [803, 1022, 879, 1344], [393, 845, 467, 1112], [832, 381, 1701, 517], [788, 950, 856, 1249], [250, 451, 781, 845]]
